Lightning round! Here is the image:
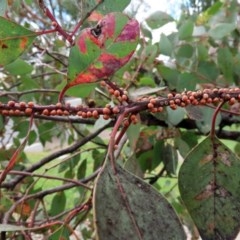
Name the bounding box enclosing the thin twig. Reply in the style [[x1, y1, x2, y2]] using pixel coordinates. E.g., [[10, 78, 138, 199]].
[[1, 124, 110, 189], [3, 168, 101, 223]]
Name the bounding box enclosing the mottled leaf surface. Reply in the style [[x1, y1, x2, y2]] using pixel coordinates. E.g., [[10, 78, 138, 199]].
[[59, 12, 139, 100], [93, 160, 185, 240], [179, 136, 240, 240], [0, 16, 37, 66]]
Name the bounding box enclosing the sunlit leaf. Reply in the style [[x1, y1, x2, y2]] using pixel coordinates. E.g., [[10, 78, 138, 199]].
[[94, 160, 186, 239], [179, 136, 240, 239], [0, 16, 37, 66]]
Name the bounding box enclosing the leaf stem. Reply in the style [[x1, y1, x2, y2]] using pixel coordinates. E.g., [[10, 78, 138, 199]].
[[210, 101, 225, 139]]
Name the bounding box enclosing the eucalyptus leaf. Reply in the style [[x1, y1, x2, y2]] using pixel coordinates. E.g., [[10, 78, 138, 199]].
[[94, 160, 186, 239]]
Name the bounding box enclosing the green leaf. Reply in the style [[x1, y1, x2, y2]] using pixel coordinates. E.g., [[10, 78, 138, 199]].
[[0, 16, 37, 66], [166, 106, 185, 126], [205, 1, 223, 16], [177, 72, 198, 91], [92, 149, 105, 172], [197, 44, 208, 61], [178, 20, 194, 40], [138, 149, 154, 172], [28, 130, 37, 146], [146, 11, 174, 29], [175, 137, 191, 159], [127, 122, 141, 150], [195, 107, 221, 134], [198, 60, 219, 82], [62, 82, 97, 98], [208, 23, 235, 39], [4, 59, 33, 75], [153, 140, 164, 168], [139, 76, 155, 87], [176, 44, 194, 59], [84, 0, 131, 15], [50, 192, 66, 216], [16, 120, 30, 138], [159, 33, 173, 56], [217, 47, 234, 83], [49, 227, 71, 240], [93, 160, 186, 239], [179, 136, 240, 240], [162, 143, 178, 175], [124, 154, 143, 178], [157, 65, 179, 89], [77, 159, 87, 179]]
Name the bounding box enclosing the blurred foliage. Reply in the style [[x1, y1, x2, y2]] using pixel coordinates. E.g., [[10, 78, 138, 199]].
[[186, 0, 219, 13], [1, 0, 240, 239]]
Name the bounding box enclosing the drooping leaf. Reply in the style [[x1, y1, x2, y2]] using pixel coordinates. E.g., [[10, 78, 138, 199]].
[[59, 12, 139, 101], [162, 143, 178, 175], [93, 160, 186, 240], [77, 159, 87, 179], [146, 11, 174, 29], [179, 136, 240, 240], [50, 192, 66, 216], [0, 16, 37, 66]]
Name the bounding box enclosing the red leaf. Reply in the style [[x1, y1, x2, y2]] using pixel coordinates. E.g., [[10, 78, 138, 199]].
[[59, 12, 139, 101]]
